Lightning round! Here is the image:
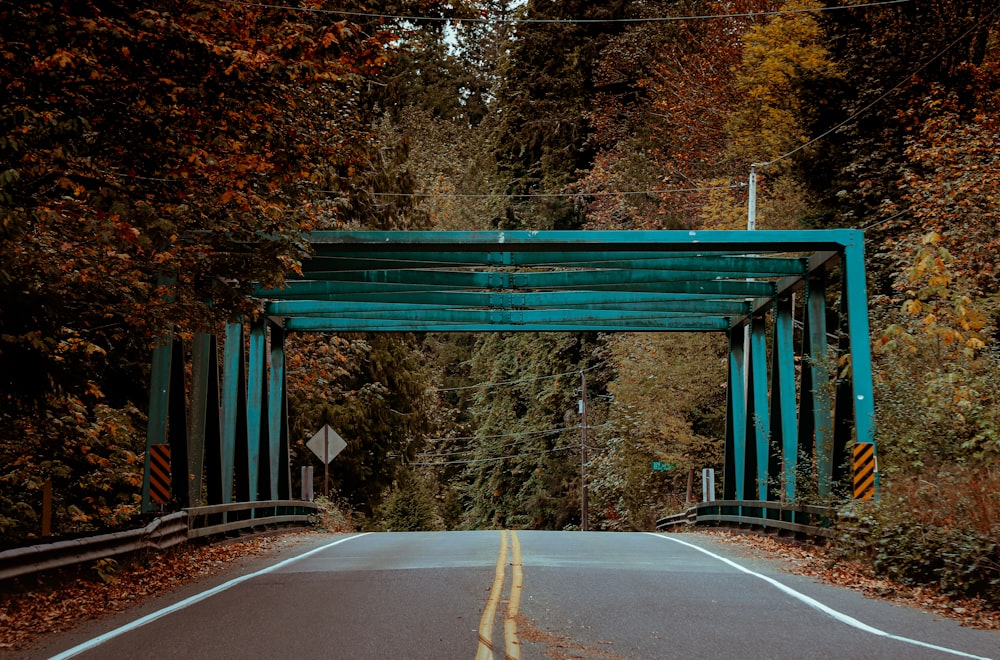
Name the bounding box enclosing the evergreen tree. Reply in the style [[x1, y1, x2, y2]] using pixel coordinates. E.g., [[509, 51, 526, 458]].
[[490, 1, 631, 229], [288, 334, 433, 516], [374, 468, 445, 531], [464, 332, 606, 529]]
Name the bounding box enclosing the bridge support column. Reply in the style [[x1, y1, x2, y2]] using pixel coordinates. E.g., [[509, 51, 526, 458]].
[[268, 323, 291, 500], [194, 333, 223, 506], [144, 319, 295, 511], [802, 274, 834, 498], [723, 328, 747, 500], [141, 336, 172, 513], [248, 319, 268, 502], [141, 336, 190, 513], [221, 322, 247, 504], [843, 242, 877, 494], [771, 296, 797, 502], [188, 334, 211, 507], [747, 315, 770, 500]]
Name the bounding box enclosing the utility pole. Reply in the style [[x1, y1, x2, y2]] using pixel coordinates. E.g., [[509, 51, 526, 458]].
[[580, 370, 589, 532], [744, 164, 759, 404]]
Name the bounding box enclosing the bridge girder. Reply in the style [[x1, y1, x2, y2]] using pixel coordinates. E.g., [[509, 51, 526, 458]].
[[142, 230, 876, 513]]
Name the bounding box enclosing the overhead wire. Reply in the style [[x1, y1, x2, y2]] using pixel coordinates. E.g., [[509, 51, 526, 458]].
[[218, 0, 913, 24], [413, 445, 576, 466], [418, 422, 612, 456], [430, 363, 603, 392], [358, 183, 746, 199], [109, 0, 924, 202], [419, 425, 585, 451]]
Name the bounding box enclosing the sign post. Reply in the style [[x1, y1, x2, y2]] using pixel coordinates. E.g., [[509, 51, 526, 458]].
[[702, 468, 716, 502], [300, 466, 314, 501], [306, 425, 347, 498]]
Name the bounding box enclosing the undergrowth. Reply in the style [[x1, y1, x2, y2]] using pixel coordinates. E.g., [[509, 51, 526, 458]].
[[837, 466, 1000, 608]]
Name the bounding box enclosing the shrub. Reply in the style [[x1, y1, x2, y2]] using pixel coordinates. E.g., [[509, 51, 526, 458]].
[[843, 470, 1000, 607]]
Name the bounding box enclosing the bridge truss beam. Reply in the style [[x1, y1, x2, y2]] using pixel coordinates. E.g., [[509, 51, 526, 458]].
[[142, 230, 876, 512]]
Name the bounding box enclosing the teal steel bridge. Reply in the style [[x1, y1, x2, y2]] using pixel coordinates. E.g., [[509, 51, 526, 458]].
[[141, 229, 875, 512]]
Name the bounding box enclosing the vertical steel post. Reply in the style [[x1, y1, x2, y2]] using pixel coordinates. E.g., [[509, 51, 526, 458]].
[[804, 274, 834, 497], [221, 322, 243, 504], [724, 328, 747, 500], [247, 319, 267, 502], [749, 314, 770, 500], [767, 326, 782, 503], [323, 425, 330, 498], [167, 338, 189, 507], [772, 296, 797, 502], [202, 334, 224, 506], [188, 333, 211, 507], [843, 238, 878, 496], [268, 323, 287, 500], [842, 240, 876, 444], [580, 370, 589, 532], [142, 336, 172, 513]]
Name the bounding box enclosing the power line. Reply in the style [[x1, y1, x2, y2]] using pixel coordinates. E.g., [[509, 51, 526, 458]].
[[414, 444, 601, 467], [861, 208, 909, 230], [430, 363, 602, 393], [418, 425, 582, 452], [358, 183, 746, 199], [418, 422, 612, 458], [218, 0, 912, 25]]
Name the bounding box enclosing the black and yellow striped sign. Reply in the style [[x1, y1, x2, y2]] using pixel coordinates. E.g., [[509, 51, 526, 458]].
[[852, 442, 876, 501], [150, 444, 171, 504]]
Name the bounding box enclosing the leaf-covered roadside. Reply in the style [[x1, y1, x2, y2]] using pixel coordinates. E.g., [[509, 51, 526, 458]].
[[0, 500, 356, 654], [692, 529, 1000, 631], [0, 535, 295, 652]]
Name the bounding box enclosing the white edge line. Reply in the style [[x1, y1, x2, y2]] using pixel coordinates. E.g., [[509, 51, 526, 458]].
[[645, 532, 993, 660], [48, 533, 371, 660]]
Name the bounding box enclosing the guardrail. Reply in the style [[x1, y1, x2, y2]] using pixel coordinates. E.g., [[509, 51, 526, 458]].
[[0, 499, 320, 582], [656, 507, 698, 528], [186, 500, 319, 538], [0, 511, 188, 582], [656, 499, 837, 539]]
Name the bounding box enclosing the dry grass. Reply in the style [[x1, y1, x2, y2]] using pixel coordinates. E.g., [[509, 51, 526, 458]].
[[887, 465, 1000, 536]]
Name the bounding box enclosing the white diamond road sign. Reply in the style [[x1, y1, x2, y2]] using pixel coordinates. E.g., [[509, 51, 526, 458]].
[[307, 425, 347, 464]]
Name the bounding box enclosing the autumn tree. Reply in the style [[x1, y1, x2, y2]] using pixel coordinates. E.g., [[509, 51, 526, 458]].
[[579, 0, 775, 231], [808, 0, 999, 228], [286, 333, 434, 516], [489, 1, 635, 229], [872, 80, 1000, 466], [588, 333, 727, 529], [0, 0, 399, 541], [695, 0, 840, 231]]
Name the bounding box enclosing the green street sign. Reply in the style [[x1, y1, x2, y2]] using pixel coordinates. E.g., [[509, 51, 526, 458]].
[[651, 461, 675, 472]]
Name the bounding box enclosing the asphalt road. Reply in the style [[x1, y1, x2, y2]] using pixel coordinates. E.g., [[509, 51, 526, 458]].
[[31, 531, 999, 660]]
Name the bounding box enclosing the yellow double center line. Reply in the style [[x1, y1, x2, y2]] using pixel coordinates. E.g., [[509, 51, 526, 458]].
[[476, 530, 524, 660]]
